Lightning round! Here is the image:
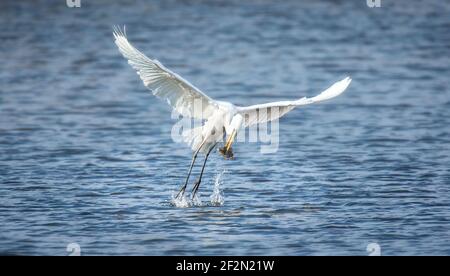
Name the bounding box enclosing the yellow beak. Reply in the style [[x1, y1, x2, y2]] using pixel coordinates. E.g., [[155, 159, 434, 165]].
[[225, 130, 237, 152]]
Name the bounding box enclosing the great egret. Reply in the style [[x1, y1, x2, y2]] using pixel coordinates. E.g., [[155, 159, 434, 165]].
[[113, 27, 352, 199]]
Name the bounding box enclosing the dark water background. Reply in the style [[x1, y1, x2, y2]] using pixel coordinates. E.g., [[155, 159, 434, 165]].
[[0, 0, 449, 255]]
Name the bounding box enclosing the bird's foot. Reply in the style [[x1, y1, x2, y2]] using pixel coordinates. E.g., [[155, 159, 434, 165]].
[[176, 185, 187, 199], [191, 179, 201, 199], [219, 146, 234, 160]]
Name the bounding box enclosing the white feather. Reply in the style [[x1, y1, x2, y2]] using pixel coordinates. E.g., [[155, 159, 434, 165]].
[[237, 77, 352, 127], [113, 26, 352, 152], [113, 26, 219, 119]]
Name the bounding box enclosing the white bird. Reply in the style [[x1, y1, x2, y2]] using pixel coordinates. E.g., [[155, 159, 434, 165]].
[[113, 27, 352, 199]]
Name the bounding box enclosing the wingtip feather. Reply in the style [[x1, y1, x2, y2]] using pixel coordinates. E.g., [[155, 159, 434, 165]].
[[309, 76, 352, 103], [112, 25, 127, 40]]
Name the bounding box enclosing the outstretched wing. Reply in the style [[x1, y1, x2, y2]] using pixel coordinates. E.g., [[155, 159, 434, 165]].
[[113, 26, 219, 119], [236, 77, 352, 127]]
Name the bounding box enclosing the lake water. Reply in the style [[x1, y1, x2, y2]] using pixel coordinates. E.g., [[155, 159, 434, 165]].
[[0, 0, 449, 255]]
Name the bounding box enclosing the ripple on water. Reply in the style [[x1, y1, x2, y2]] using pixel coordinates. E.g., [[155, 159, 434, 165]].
[[1, 0, 450, 255]]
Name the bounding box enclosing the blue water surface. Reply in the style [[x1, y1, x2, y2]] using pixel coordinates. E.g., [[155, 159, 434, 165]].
[[0, 0, 449, 255]]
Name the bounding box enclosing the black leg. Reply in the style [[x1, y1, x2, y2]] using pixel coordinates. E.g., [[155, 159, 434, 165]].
[[176, 142, 205, 199], [191, 143, 217, 199], [175, 153, 197, 199]]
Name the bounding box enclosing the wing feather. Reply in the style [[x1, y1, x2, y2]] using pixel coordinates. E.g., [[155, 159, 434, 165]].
[[237, 77, 351, 127], [113, 26, 218, 119]]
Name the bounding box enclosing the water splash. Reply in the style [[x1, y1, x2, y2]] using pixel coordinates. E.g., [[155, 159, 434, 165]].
[[192, 193, 203, 206], [170, 192, 190, 208], [170, 170, 226, 208], [170, 190, 203, 208], [210, 170, 225, 206]]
